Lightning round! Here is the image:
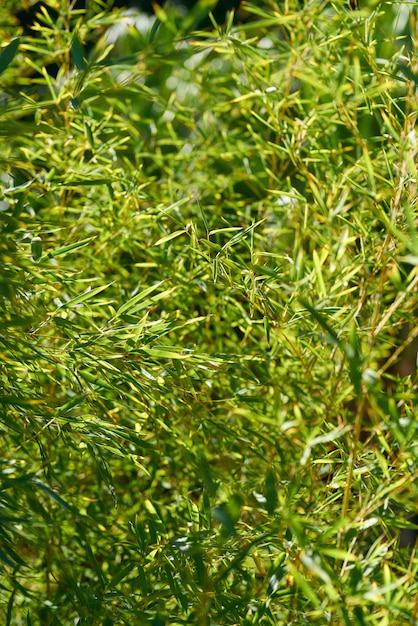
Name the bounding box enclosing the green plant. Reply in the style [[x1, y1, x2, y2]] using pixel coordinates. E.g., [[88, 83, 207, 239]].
[[0, 0, 417, 624]]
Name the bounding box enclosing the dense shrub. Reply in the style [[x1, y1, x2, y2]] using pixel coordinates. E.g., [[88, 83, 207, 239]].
[[0, 0, 417, 624]]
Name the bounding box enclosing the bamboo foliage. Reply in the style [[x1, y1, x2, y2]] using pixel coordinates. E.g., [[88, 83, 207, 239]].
[[0, 1, 417, 624]]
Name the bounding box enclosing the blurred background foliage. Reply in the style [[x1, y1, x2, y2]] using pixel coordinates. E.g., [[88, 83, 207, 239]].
[[0, 0, 417, 624]]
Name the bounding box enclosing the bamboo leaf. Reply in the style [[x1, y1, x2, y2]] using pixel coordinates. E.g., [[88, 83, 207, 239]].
[[32, 479, 84, 517], [0, 38, 20, 75], [39, 237, 95, 261], [107, 562, 136, 589], [59, 282, 114, 309], [153, 229, 187, 246], [115, 281, 164, 317]]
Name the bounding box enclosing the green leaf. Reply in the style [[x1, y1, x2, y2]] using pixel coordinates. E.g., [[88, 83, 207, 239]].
[[140, 346, 194, 359], [115, 281, 164, 317], [264, 468, 278, 515], [0, 38, 20, 75], [107, 562, 136, 589], [396, 60, 418, 86], [71, 35, 87, 71], [182, 0, 217, 31], [59, 282, 114, 309], [32, 479, 84, 517], [153, 230, 187, 246], [39, 237, 94, 261], [0, 546, 26, 568]]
